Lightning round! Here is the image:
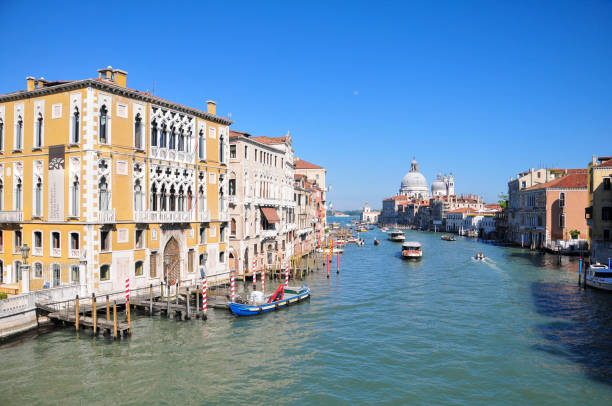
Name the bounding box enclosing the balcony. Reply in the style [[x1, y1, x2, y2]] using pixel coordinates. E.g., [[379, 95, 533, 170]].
[[216, 212, 229, 222], [0, 211, 24, 223], [32, 246, 43, 256], [261, 229, 278, 239], [227, 195, 237, 204], [135, 210, 194, 223], [51, 247, 61, 257], [69, 248, 80, 258], [98, 209, 116, 224], [198, 211, 211, 222]]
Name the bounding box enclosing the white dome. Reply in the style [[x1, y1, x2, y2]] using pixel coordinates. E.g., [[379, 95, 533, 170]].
[[431, 172, 446, 195], [399, 158, 429, 198]]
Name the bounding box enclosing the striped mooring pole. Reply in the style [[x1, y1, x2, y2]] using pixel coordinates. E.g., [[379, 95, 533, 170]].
[[285, 264, 289, 287], [252, 259, 257, 290], [202, 278, 207, 316], [125, 278, 130, 300], [230, 273, 235, 302], [261, 265, 265, 293], [578, 257, 583, 286], [337, 251, 340, 274]]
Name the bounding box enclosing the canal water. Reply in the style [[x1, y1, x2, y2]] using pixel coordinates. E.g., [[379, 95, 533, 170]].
[[2, 219, 612, 405]]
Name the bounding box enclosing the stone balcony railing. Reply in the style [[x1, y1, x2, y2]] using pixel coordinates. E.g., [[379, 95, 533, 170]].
[[51, 247, 61, 257], [69, 248, 80, 258], [135, 210, 194, 223], [216, 212, 229, 222], [32, 246, 43, 256], [261, 229, 278, 239], [227, 195, 237, 204], [0, 211, 24, 222], [255, 197, 281, 207], [198, 210, 211, 222], [98, 209, 116, 224]]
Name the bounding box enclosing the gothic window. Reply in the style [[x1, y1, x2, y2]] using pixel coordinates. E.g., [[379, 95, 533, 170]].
[[219, 134, 225, 163], [151, 120, 158, 147], [134, 180, 143, 212], [34, 177, 42, 217], [231, 218, 236, 237], [160, 184, 167, 211], [198, 129, 205, 160], [134, 113, 143, 150], [0, 179, 3, 211], [151, 184, 158, 211], [185, 130, 191, 153], [15, 178, 23, 211], [100, 264, 110, 281], [160, 123, 167, 148], [198, 186, 205, 211], [187, 187, 193, 211], [99, 105, 108, 144], [15, 115, 23, 150], [169, 185, 176, 211], [34, 113, 43, 148], [178, 129, 185, 152], [99, 176, 109, 210], [0, 118, 3, 150], [169, 127, 176, 150], [72, 107, 80, 144], [178, 186, 185, 211], [70, 176, 79, 217]]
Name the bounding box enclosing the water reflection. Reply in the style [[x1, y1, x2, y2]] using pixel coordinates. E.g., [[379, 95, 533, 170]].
[[531, 281, 612, 384]]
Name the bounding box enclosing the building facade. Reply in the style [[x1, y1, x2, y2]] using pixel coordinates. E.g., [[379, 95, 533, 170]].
[[586, 156, 612, 263], [0, 67, 231, 294], [361, 202, 380, 224]]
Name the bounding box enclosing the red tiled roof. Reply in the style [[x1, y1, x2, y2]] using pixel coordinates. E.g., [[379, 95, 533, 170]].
[[448, 207, 477, 214], [524, 173, 588, 190], [384, 195, 410, 201], [594, 159, 612, 168], [250, 136, 290, 145], [294, 174, 306, 180], [295, 159, 324, 169], [230, 130, 251, 138], [485, 203, 502, 210], [549, 168, 588, 174]]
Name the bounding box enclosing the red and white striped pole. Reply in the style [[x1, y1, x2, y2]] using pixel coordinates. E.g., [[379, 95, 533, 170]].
[[202, 278, 207, 316], [230, 273, 235, 302], [285, 264, 289, 287], [252, 259, 257, 290], [125, 278, 130, 300], [337, 251, 340, 274], [261, 265, 265, 293]]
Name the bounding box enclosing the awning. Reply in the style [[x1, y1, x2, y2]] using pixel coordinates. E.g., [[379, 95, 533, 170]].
[[261, 207, 280, 223]]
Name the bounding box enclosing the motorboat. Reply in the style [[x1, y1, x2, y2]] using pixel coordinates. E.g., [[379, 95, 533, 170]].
[[585, 263, 612, 291], [475, 252, 485, 260], [380, 227, 388, 233], [317, 247, 344, 254], [229, 285, 311, 316], [388, 230, 406, 242], [401, 241, 422, 259], [441, 235, 456, 241]]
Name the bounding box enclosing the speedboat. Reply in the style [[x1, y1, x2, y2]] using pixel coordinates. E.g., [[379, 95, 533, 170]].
[[475, 252, 485, 260], [585, 263, 612, 291], [228, 285, 311, 316], [401, 241, 422, 259], [441, 235, 456, 241], [388, 230, 406, 242], [381, 227, 388, 233]]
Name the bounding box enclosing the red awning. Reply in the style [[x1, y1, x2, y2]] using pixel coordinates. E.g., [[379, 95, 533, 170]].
[[261, 207, 280, 223]]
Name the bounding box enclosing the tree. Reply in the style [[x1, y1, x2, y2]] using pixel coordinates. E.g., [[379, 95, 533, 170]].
[[569, 229, 581, 239], [498, 192, 508, 209]]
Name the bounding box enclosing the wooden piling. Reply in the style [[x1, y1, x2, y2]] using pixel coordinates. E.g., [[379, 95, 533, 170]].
[[106, 295, 110, 321], [113, 301, 118, 339], [186, 287, 191, 319], [92, 293, 97, 335], [126, 299, 131, 335], [149, 284, 153, 315], [167, 283, 171, 316], [175, 282, 179, 305], [75, 295, 80, 331]]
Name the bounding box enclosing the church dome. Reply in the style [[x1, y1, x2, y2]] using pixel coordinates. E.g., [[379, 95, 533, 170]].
[[399, 158, 429, 198], [431, 172, 446, 196]]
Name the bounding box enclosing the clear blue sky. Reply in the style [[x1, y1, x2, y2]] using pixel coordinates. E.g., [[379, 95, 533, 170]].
[[1, 1, 611, 210]]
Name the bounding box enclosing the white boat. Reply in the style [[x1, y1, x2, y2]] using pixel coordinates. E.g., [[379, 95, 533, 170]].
[[401, 241, 422, 259], [585, 263, 612, 291], [317, 247, 344, 254], [388, 230, 405, 242]]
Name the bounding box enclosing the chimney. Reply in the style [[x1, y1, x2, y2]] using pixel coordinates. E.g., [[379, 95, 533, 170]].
[[26, 76, 36, 91], [206, 100, 217, 115], [98, 66, 113, 81], [97, 66, 127, 88], [113, 69, 127, 88]]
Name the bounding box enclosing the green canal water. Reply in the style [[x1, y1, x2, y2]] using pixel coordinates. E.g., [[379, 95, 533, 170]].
[[2, 220, 612, 405]]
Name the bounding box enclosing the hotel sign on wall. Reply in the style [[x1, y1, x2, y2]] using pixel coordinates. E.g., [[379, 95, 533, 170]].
[[48, 145, 65, 221]]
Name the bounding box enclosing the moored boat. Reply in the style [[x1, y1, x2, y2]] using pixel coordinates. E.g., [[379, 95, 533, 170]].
[[441, 235, 456, 241], [228, 285, 311, 316], [388, 230, 405, 242], [401, 241, 422, 259], [317, 247, 344, 254], [585, 263, 612, 291], [381, 227, 388, 233]]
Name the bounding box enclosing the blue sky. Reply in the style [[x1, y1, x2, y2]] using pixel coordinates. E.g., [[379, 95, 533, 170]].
[[1, 0, 611, 210]]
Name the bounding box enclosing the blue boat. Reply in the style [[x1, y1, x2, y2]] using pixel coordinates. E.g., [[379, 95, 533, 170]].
[[228, 285, 311, 317]]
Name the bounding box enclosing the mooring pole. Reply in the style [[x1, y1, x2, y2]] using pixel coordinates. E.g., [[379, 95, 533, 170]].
[[113, 301, 118, 339], [579, 257, 583, 287], [92, 293, 97, 335], [75, 295, 80, 331], [186, 287, 191, 319], [149, 284, 153, 315]]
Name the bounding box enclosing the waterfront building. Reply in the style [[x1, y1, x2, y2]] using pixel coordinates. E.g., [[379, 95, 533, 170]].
[[361, 202, 380, 224], [294, 158, 327, 232], [294, 174, 319, 254], [586, 156, 612, 263], [380, 195, 410, 225], [399, 159, 429, 199], [0, 67, 231, 294], [227, 130, 296, 277]]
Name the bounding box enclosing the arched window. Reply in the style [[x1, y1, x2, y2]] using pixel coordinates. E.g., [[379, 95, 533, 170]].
[[187, 187, 193, 211], [219, 134, 225, 163], [178, 186, 185, 211], [134, 113, 143, 150], [0, 179, 4, 211], [15, 178, 22, 211], [151, 184, 158, 211], [34, 177, 42, 217], [15, 115, 23, 150], [160, 123, 167, 148], [135, 260, 143, 276], [99, 105, 108, 144], [100, 264, 110, 281], [34, 262, 43, 278], [0, 118, 3, 150], [198, 186, 205, 212], [151, 120, 158, 147], [99, 176, 109, 210], [70, 265, 79, 283], [70, 176, 79, 216], [185, 130, 191, 153], [52, 263, 61, 287], [35, 113, 43, 148], [231, 218, 237, 237], [169, 126, 176, 150], [134, 180, 143, 212], [178, 129, 185, 152], [169, 185, 176, 211], [198, 129, 205, 159], [160, 184, 167, 211], [72, 107, 80, 144]]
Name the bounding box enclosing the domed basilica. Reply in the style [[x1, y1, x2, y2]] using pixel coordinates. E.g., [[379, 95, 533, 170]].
[[399, 158, 454, 199]]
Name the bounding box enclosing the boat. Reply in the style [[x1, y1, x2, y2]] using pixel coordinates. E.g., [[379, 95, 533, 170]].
[[388, 230, 406, 242], [374, 238, 380, 246], [317, 247, 344, 254], [475, 252, 485, 260], [381, 227, 388, 233], [441, 235, 456, 241], [585, 263, 612, 291], [228, 285, 311, 316], [401, 241, 422, 259]]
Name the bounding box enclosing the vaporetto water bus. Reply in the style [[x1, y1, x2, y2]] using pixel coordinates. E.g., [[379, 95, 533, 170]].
[[388, 230, 406, 242], [401, 241, 422, 260]]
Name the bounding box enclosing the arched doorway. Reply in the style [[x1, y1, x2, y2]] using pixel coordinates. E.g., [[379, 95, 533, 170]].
[[163, 238, 180, 285], [229, 251, 237, 273]]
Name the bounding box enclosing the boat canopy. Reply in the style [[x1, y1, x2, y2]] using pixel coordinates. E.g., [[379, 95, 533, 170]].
[[402, 241, 422, 249]]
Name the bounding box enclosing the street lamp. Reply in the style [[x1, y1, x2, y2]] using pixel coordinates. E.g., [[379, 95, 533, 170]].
[[20, 243, 30, 265]]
